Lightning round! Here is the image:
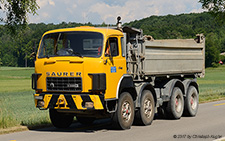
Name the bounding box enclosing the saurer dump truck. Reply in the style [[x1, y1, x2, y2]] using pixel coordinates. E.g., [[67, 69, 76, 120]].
[[32, 17, 205, 130]]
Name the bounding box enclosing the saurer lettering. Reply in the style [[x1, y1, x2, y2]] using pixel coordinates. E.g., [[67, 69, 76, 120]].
[[46, 72, 80, 77]]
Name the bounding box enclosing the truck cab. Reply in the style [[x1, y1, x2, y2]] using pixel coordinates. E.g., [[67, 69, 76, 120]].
[[33, 26, 126, 99], [32, 25, 135, 128]]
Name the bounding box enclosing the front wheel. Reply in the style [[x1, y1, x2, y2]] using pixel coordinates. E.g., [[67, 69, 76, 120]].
[[135, 90, 155, 125], [112, 92, 134, 130], [49, 109, 74, 128]]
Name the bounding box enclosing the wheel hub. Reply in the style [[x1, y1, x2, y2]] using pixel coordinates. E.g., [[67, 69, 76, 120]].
[[122, 101, 131, 122], [144, 99, 152, 118], [191, 94, 197, 109], [175, 95, 182, 113]]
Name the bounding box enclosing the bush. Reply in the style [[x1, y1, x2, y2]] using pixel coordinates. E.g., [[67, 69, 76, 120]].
[[219, 55, 225, 63], [212, 62, 220, 68]]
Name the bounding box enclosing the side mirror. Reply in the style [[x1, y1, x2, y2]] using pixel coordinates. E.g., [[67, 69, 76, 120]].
[[30, 52, 36, 61]]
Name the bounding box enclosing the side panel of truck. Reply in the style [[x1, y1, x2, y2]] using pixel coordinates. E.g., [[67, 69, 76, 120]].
[[144, 38, 205, 77]]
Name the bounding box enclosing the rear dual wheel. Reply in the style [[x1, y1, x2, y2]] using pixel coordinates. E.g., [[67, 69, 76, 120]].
[[158, 86, 199, 119], [184, 86, 199, 117], [166, 87, 184, 119]]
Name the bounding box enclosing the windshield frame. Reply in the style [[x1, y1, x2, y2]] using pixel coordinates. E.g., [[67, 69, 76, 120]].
[[38, 31, 104, 59]]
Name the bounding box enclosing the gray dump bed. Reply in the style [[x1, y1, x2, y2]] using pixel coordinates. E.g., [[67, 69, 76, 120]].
[[144, 37, 205, 77], [123, 26, 205, 79]]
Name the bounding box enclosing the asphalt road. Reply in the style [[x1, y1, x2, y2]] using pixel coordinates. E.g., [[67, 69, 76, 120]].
[[1, 100, 225, 141]]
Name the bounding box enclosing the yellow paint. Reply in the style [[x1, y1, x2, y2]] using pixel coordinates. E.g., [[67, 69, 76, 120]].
[[54, 94, 70, 109], [103, 36, 126, 99], [214, 103, 225, 106], [89, 95, 104, 109], [34, 26, 127, 111], [43, 94, 52, 109], [35, 27, 124, 96]]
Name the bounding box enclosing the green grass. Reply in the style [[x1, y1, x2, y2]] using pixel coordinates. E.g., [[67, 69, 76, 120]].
[[0, 67, 33, 92], [0, 67, 50, 129], [0, 66, 225, 130], [198, 65, 225, 103]]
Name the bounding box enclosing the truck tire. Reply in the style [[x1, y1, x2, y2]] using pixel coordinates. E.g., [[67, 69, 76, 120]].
[[166, 87, 184, 119], [76, 116, 95, 125], [49, 109, 74, 128], [112, 92, 134, 130], [135, 90, 155, 125], [184, 86, 199, 117]]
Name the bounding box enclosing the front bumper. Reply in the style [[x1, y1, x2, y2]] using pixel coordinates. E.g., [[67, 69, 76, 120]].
[[34, 93, 104, 110]]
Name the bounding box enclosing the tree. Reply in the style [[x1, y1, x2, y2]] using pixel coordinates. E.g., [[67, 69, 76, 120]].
[[199, 0, 225, 23], [0, 0, 39, 34], [0, 58, 2, 66], [205, 32, 220, 67]]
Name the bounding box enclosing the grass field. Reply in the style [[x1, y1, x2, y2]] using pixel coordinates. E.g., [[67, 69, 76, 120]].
[[198, 65, 225, 102], [0, 67, 50, 129], [0, 66, 225, 130]]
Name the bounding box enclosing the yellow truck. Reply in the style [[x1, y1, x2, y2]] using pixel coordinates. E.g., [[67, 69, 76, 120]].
[[32, 17, 205, 129]]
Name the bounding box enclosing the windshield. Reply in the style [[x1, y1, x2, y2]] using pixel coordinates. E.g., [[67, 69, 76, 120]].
[[38, 31, 103, 58]]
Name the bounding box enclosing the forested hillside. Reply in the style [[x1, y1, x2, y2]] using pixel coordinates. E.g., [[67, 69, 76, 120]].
[[0, 12, 224, 67]]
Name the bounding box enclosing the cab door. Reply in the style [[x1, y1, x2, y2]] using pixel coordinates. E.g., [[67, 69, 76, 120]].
[[104, 36, 126, 99]]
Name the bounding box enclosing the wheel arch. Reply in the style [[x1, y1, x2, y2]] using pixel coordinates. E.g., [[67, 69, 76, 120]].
[[116, 75, 137, 101], [182, 79, 199, 97], [105, 75, 136, 113], [154, 79, 185, 102], [172, 79, 185, 96], [162, 79, 185, 101], [136, 83, 157, 108]]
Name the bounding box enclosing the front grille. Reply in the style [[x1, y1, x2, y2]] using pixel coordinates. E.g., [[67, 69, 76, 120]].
[[47, 77, 82, 91]]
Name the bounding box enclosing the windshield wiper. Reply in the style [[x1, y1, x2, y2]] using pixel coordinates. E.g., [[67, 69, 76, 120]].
[[72, 51, 83, 58], [66, 48, 83, 58]]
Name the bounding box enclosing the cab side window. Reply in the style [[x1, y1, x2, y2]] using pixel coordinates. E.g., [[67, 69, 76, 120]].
[[105, 37, 119, 57]]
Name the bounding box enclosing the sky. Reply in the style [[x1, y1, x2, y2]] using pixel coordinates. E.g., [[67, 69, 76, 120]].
[[28, 0, 203, 24]]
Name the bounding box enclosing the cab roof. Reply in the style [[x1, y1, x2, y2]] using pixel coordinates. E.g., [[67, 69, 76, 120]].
[[43, 26, 124, 37]]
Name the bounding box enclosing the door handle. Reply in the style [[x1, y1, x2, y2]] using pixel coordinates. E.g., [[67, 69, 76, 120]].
[[44, 59, 56, 64]]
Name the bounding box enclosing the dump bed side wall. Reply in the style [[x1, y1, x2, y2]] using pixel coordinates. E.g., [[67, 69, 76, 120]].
[[144, 39, 205, 77]]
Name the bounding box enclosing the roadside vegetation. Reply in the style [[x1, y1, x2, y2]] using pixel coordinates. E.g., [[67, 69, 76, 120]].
[[0, 66, 225, 130], [198, 65, 225, 102], [0, 67, 50, 131]]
